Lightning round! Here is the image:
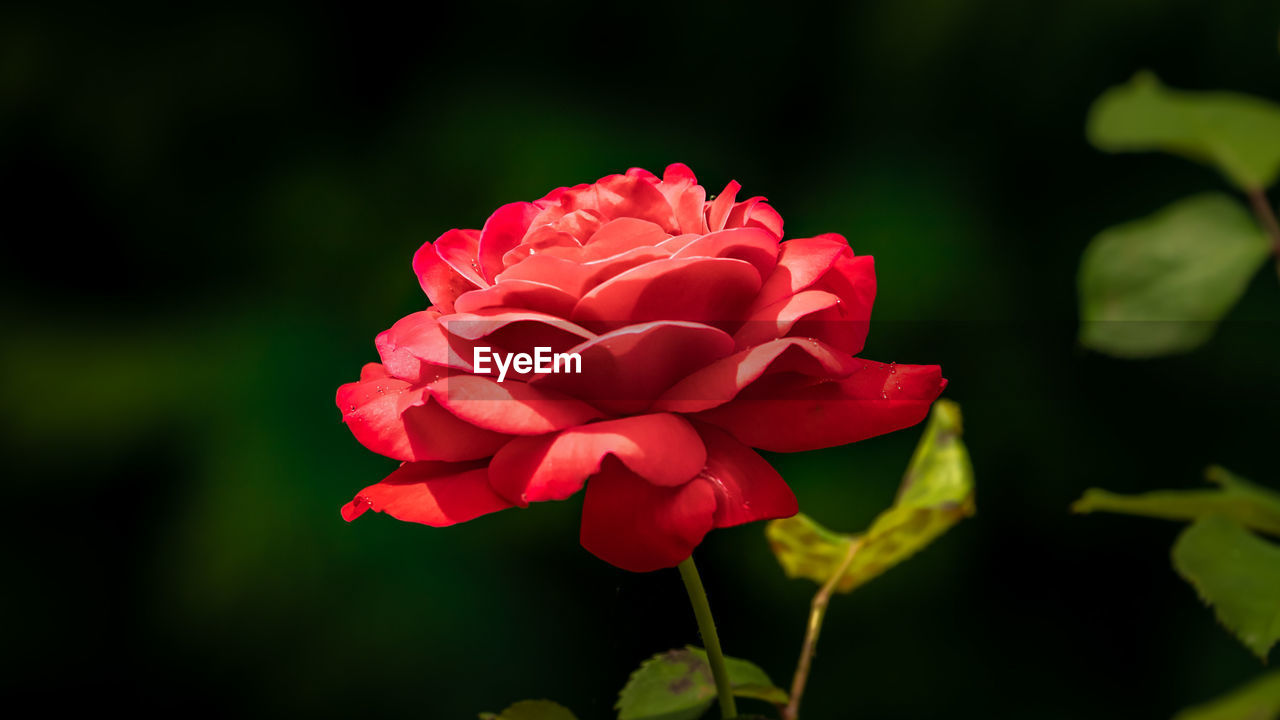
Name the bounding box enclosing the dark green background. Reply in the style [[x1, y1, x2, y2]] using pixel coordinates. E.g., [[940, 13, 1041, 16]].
[[4, 1, 1279, 717]]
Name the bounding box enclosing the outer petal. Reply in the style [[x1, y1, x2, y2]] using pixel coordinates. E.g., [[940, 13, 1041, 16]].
[[579, 459, 718, 572], [488, 413, 706, 505], [654, 337, 861, 413], [426, 375, 602, 435], [340, 461, 511, 526], [695, 422, 798, 528], [571, 257, 761, 332], [692, 360, 947, 452], [336, 370, 510, 462], [529, 321, 735, 415]]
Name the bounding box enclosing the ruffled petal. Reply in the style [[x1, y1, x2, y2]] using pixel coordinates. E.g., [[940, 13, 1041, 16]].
[[488, 413, 706, 505], [340, 461, 510, 526], [695, 422, 798, 528], [579, 459, 718, 572], [529, 321, 735, 415], [654, 337, 861, 413], [692, 360, 947, 452]]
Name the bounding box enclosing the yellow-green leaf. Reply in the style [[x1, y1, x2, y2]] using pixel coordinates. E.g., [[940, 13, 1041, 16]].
[[1087, 71, 1280, 190], [1173, 516, 1280, 662], [1073, 466, 1280, 537], [766, 399, 974, 593], [1077, 193, 1271, 358], [1173, 669, 1280, 720], [479, 700, 579, 720]]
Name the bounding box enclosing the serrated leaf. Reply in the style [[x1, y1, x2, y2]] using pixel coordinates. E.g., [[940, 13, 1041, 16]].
[[1078, 193, 1271, 358], [766, 399, 974, 593], [1087, 71, 1280, 190], [1174, 669, 1280, 720], [1173, 516, 1280, 661], [615, 646, 787, 720], [479, 699, 578, 720], [1073, 466, 1280, 537]]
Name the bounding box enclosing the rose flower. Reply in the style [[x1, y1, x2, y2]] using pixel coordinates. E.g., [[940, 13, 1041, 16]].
[[337, 164, 946, 572]]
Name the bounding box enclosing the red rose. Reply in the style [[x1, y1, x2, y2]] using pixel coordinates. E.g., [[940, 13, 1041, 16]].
[[337, 164, 946, 572]]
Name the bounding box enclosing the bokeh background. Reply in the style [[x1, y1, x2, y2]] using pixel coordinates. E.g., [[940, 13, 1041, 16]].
[[4, 1, 1280, 717]]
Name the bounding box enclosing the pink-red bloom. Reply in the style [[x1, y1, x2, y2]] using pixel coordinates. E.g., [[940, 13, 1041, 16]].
[[337, 164, 946, 572]]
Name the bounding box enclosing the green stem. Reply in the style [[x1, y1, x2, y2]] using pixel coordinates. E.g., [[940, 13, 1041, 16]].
[[1245, 188, 1280, 279], [782, 539, 863, 720], [677, 556, 737, 719]]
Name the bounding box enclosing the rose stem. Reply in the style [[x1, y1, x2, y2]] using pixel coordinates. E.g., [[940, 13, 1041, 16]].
[[782, 539, 864, 720], [677, 556, 738, 719], [1246, 188, 1280, 279]]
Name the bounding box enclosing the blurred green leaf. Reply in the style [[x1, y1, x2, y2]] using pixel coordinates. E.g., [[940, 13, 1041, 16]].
[[615, 647, 786, 720], [479, 700, 579, 720], [1173, 669, 1280, 720], [1073, 466, 1280, 537], [1078, 193, 1270, 358], [1173, 516, 1280, 661], [1087, 71, 1280, 190], [766, 399, 974, 593]]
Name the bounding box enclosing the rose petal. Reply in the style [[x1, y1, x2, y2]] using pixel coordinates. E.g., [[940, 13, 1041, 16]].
[[529, 320, 735, 415], [571, 256, 761, 332], [340, 461, 510, 526], [706, 180, 741, 232], [692, 359, 947, 452], [750, 234, 851, 312], [376, 309, 475, 383], [489, 413, 706, 505], [426, 375, 602, 435], [654, 337, 862, 413], [578, 217, 671, 261], [669, 226, 779, 280], [579, 459, 718, 572], [452, 279, 578, 318], [441, 309, 596, 357], [659, 163, 708, 235], [725, 196, 784, 238], [432, 228, 488, 288], [336, 371, 510, 462], [695, 422, 798, 528], [477, 202, 540, 282], [412, 229, 482, 312]]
